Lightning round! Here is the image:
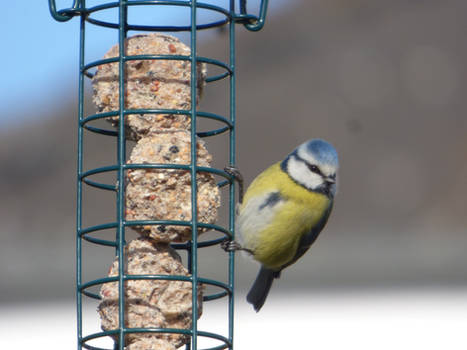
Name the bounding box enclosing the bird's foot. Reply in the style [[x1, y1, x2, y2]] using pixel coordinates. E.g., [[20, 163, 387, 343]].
[[224, 166, 244, 204], [221, 239, 253, 255]]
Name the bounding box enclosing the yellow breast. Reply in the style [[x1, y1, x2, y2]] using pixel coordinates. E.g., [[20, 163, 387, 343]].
[[238, 163, 331, 270]]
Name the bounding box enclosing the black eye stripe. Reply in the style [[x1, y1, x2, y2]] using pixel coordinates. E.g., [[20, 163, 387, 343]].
[[306, 163, 322, 175], [292, 152, 324, 176]]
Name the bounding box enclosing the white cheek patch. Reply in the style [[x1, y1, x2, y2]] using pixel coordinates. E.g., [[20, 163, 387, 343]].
[[236, 191, 285, 252], [287, 156, 324, 190]]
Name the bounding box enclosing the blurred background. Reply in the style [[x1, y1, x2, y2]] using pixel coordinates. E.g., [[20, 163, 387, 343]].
[[1, 0, 466, 348]]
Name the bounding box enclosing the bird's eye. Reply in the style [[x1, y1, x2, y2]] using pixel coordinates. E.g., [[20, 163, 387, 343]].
[[307, 164, 322, 175]]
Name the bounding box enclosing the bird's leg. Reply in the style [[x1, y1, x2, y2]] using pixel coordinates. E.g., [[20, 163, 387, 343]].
[[222, 166, 250, 254], [221, 239, 254, 255], [224, 166, 244, 204]]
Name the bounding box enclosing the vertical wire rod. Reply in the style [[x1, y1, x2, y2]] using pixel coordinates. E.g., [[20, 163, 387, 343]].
[[228, 1, 237, 349], [117, 1, 128, 349], [190, 1, 199, 349], [76, 3, 86, 348]]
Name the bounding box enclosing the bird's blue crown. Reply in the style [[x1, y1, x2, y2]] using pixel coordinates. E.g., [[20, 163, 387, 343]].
[[302, 139, 338, 167]]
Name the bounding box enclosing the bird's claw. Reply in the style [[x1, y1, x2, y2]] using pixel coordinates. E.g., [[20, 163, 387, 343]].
[[221, 240, 241, 252], [224, 166, 244, 204], [221, 239, 253, 255]]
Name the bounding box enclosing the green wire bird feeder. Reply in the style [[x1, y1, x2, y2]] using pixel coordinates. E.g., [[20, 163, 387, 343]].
[[48, 1, 269, 349]]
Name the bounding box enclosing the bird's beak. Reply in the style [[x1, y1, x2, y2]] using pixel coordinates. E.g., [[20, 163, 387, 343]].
[[324, 176, 335, 184]]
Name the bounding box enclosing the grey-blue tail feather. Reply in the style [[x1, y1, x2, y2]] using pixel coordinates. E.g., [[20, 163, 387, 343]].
[[246, 267, 280, 312]]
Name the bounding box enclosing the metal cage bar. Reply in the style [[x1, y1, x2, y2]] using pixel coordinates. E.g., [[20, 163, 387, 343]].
[[49, 1, 269, 349], [116, 3, 128, 349], [189, 2, 200, 350]]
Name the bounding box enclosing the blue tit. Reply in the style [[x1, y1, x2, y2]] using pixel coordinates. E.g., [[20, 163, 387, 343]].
[[237, 139, 338, 312]]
